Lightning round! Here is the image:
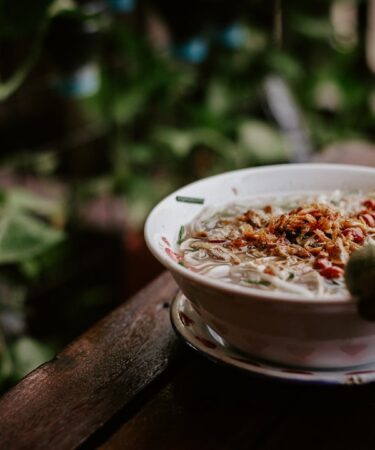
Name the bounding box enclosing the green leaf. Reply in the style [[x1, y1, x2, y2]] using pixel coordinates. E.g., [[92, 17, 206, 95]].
[[111, 86, 148, 125], [206, 80, 232, 116], [7, 189, 65, 217], [10, 337, 54, 380], [291, 14, 332, 40], [153, 127, 238, 162], [0, 338, 13, 381], [153, 128, 194, 157], [0, 190, 6, 207], [238, 120, 290, 163], [266, 51, 303, 81], [0, 212, 64, 265]]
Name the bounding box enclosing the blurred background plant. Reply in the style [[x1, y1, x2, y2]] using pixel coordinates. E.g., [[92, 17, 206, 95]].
[[0, 0, 374, 392]]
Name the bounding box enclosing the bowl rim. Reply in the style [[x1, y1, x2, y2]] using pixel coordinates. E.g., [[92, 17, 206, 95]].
[[145, 163, 375, 306]]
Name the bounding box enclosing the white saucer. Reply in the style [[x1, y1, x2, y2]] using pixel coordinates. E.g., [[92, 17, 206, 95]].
[[171, 292, 375, 385]]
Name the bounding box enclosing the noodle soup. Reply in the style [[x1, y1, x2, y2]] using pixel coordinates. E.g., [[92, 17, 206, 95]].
[[178, 191, 375, 298]]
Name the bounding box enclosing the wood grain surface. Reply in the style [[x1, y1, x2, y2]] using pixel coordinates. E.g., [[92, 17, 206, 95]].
[[101, 360, 375, 450], [0, 272, 179, 450], [101, 356, 375, 450], [100, 353, 298, 450], [258, 384, 375, 450]]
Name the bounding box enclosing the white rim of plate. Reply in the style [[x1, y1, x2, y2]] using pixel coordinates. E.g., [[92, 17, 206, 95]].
[[171, 292, 375, 386]]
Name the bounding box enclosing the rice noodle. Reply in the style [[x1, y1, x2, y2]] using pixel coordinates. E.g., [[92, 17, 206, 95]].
[[178, 190, 375, 298]]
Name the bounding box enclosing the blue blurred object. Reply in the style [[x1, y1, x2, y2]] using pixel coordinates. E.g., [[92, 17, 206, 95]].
[[217, 23, 246, 49], [56, 64, 100, 98], [108, 0, 136, 13], [173, 36, 209, 64]]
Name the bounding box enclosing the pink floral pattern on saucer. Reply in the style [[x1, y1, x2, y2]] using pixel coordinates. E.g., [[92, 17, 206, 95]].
[[171, 292, 375, 385]]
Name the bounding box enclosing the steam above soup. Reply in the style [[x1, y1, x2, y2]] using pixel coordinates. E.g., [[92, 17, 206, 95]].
[[178, 191, 375, 298]]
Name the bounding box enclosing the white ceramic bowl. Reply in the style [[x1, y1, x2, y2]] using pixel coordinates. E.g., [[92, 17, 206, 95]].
[[145, 164, 375, 369]]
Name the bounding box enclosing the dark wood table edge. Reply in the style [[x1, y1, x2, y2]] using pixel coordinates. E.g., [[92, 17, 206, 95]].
[[0, 272, 180, 450]]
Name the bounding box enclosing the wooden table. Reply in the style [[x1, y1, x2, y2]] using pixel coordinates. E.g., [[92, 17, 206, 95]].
[[1, 151, 375, 450]]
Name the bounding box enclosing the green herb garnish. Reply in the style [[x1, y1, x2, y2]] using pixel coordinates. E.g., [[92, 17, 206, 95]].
[[177, 225, 185, 245], [176, 196, 205, 205], [245, 279, 271, 287]]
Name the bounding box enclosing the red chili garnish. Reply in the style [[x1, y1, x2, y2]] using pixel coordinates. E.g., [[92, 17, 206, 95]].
[[320, 266, 344, 279], [264, 266, 275, 275], [165, 247, 181, 262], [343, 227, 365, 243], [363, 199, 375, 210], [314, 258, 330, 270], [231, 238, 246, 248], [361, 214, 375, 227]]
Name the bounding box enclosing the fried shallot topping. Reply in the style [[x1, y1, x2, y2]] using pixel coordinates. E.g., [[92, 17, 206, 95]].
[[192, 199, 375, 279]]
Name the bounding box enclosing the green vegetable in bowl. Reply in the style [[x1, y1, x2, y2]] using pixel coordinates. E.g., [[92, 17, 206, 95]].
[[345, 244, 375, 320]]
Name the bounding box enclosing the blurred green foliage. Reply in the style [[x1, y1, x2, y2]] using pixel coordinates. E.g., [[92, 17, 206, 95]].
[[0, 189, 64, 264], [0, 0, 374, 391], [0, 187, 65, 392], [80, 3, 373, 226]]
